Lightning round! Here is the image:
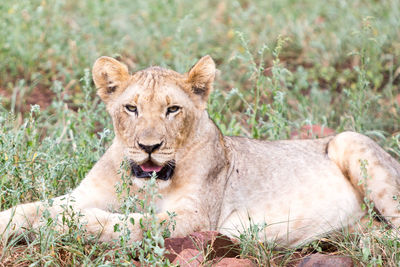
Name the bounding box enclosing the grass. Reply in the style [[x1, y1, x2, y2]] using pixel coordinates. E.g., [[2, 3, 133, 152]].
[[0, 0, 400, 265]]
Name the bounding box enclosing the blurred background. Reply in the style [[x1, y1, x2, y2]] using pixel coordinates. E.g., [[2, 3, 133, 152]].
[[0, 0, 400, 265], [1, 0, 399, 136]]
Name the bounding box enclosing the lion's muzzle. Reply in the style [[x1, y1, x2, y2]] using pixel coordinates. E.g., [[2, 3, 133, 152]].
[[129, 160, 175, 181]]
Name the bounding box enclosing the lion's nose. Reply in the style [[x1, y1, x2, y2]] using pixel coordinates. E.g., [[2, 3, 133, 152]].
[[138, 141, 163, 154]]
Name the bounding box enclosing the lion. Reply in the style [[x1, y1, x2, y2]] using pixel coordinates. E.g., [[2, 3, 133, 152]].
[[0, 55, 399, 247]]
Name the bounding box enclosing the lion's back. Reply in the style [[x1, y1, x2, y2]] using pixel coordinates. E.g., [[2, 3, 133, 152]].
[[218, 136, 364, 245]]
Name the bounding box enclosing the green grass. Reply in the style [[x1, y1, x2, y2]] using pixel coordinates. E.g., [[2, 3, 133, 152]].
[[0, 0, 400, 265]]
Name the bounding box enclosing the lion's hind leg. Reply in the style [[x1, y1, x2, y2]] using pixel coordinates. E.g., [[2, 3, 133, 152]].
[[328, 131, 400, 227]]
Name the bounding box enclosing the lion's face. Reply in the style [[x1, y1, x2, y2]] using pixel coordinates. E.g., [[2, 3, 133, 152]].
[[92, 56, 215, 181], [110, 69, 198, 181]]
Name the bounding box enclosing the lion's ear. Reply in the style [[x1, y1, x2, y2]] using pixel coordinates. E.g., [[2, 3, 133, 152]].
[[92, 56, 131, 103], [186, 55, 216, 107]]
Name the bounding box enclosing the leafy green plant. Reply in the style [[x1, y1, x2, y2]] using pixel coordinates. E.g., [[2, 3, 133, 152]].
[[114, 168, 176, 265]]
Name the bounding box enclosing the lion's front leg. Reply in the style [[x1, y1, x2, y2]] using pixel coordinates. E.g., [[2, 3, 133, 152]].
[[0, 185, 119, 241], [80, 208, 209, 243], [79, 208, 143, 242], [0, 195, 74, 240], [0, 199, 142, 243]]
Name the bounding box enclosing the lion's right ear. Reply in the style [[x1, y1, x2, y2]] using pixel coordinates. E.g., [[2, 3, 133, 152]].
[[186, 55, 216, 109], [92, 56, 131, 103]]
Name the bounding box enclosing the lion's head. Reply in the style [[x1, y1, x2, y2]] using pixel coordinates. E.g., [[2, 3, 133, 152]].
[[92, 56, 216, 182]]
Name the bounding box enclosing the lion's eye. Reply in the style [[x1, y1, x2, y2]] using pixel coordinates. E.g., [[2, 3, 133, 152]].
[[166, 105, 180, 115], [125, 105, 138, 114]]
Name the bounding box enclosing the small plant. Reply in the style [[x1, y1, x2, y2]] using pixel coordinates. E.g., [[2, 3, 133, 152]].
[[342, 17, 382, 133], [114, 165, 176, 265], [232, 32, 292, 140], [234, 216, 274, 266], [136, 173, 176, 265], [358, 159, 376, 226]]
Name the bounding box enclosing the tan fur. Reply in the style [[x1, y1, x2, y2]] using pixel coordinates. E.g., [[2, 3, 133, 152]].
[[1, 56, 400, 247]]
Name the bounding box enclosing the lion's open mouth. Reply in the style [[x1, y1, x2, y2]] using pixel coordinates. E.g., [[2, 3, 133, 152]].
[[129, 160, 175, 181]]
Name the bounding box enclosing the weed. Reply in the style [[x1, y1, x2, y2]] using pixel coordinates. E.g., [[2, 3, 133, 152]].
[[114, 167, 175, 265]]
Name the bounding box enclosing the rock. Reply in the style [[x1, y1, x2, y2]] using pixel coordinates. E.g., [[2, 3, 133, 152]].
[[291, 125, 335, 139], [214, 257, 256, 267], [164, 231, 240, 262], [189, 231, 240, 259], [171, 248, 204, 267], [164, 236, 192, 262], [297, 253, 354, 267]]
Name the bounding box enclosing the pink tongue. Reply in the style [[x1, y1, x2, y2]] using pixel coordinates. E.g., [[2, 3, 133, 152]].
[[140, 162, 163, 172]]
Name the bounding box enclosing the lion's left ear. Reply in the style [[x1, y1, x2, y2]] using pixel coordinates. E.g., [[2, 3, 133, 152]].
[[186, 55, 216, 108], [92, 56, 131, 104]]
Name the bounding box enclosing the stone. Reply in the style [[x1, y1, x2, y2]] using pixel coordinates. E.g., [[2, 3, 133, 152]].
[[214, 257, 257, 267], [164, 236, 192, 262], [171, 248, 204, 267], [164, 231, 240, 262], [297, 253, 354, 267], [189, 231, 240, 259]]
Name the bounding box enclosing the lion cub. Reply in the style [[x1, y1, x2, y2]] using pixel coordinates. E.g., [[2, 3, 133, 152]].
[[1, 56, 399, 246]]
